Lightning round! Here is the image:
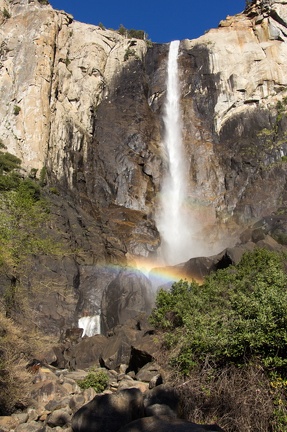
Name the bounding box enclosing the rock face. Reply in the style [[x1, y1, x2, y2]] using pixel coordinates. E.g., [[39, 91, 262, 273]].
[[2, 0, 287, 334]]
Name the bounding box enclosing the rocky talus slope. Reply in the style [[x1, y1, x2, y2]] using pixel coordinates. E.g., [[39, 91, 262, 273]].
[[0, 338, 224, 432]]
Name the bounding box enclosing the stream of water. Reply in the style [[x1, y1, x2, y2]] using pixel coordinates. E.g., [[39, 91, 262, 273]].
[[156, 40, 192, 265]]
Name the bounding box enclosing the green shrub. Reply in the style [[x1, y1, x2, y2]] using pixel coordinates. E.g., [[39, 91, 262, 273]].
[[117, 24, 147, 40], [127, 29, 146, 40], [0, 172, 21, 191], [117, 24, 127, 37], [39, 166, 47, 187], [13, 105, 21, 116], [150, 248, 287, 374], [77, 369, 109, 393], [0, 149, 21, 175], [49, 186, 59, 195], [150, 248, 287, 429], [29, 168, 38, 179], [3, 8, 11, 19]]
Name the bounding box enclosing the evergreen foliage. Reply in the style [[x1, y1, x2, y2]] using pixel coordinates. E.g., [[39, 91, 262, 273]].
[[77, 369, 109, 393], [151, 248, 287, 429], [150, 248, 287, 374], [2, 8, 11, 19], [0, 144, 62, 315], [117, 24, 146, 40]]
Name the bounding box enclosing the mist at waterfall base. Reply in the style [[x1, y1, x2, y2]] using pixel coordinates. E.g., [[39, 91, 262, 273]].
[[155, 41, 203, 266]]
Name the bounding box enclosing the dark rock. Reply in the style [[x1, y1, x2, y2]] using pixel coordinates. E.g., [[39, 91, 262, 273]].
[[181, 245, 255, 281], [251, 227, 266, 242], [135, 362, 163, 384], [143, 384, 180, 415], [46, 345, 66, 368], [100, 324, 138, 370], [145, 403, 177, 417], [71, 388, 144, 432], [47, 408, 71, 427], [117, 416, 224, 432], [127, 328, 159, 374], [67, 334, 108, 370], [101, 268, 153, 335], [64, 328, 84, 344], [149, 374, 163, 389]]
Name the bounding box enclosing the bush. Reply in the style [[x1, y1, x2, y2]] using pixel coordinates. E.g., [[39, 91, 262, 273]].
[[150, 248, 287, 373], [77, 369, 109, 393], [3, 8, 11, 19], [117, 24, 147, 40], [124, 48, 138, 62], [151, 248, 287, 430], [13, 105, 21, 116], [0, 147, 21, 175]]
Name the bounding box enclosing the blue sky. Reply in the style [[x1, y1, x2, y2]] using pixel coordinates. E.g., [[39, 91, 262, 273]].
[[49, 0, 246, 43]]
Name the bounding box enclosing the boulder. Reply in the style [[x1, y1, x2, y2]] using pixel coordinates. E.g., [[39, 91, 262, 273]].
[[46, 408, 71, 427], [117, 416, 224, 432], [14, 421, 46, 432], [145, 403, 177, 418], [117, 378, 149, 393], [143, 385, 180, 415], [100, 325, 137, 370], [127, 333, 159, 373], [0, 416, 17, 431], [135, 362, 163, 384], [71, 388, 144, 432], [67, 334, 108, 370], [101, 269, 153, 334], [100, 318, 159, 371]]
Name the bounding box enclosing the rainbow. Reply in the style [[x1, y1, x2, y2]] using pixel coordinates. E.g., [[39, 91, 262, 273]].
[[84, 257, 201, 293]]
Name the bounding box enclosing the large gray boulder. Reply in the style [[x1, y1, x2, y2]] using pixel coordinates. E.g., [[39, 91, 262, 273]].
[[71, 388, 144, 432], [117, 416, 224, 432], [101, 269, 153, 334]]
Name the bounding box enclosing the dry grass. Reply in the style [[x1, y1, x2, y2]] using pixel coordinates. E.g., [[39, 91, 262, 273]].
[[152, 334, 281, 431], [175, 364, 275, 432], [0, 307, 57, 414]]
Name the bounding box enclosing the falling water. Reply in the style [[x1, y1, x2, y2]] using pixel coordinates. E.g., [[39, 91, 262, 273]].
[[78, 314, 101, 337], [156, 40, 192, 265]]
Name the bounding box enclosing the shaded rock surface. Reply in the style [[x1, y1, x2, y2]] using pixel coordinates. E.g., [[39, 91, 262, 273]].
[[71, 388, 144, 432], [117, 417, 224, 432]]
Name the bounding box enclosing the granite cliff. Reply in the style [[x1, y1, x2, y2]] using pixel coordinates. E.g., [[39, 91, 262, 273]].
[[1, 0, 287, 335]]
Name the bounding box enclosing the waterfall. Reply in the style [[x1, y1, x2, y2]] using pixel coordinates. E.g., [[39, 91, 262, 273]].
[[156, 40, 192, 265], [78, 314, 101, 337]]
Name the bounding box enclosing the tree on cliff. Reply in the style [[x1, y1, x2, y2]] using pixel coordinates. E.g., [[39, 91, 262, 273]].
[[0, 144, 60, 315]]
